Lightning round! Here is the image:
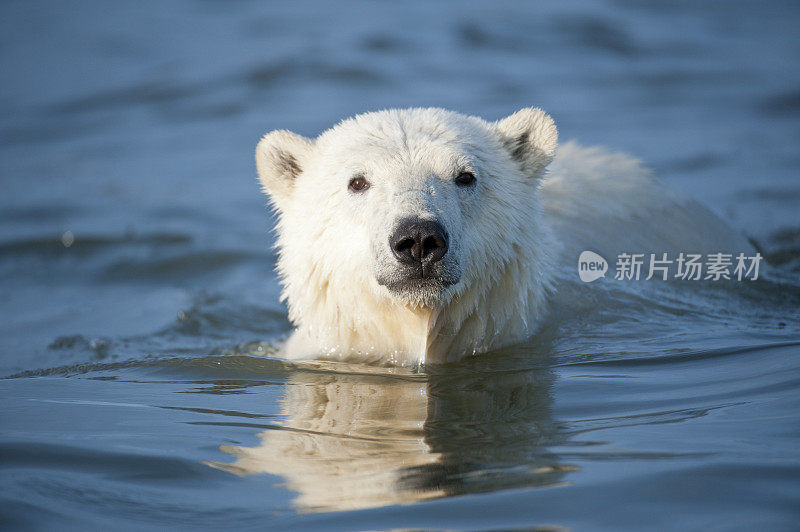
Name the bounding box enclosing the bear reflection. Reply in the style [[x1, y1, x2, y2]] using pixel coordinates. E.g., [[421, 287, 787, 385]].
[[206, 362, 573, 512]]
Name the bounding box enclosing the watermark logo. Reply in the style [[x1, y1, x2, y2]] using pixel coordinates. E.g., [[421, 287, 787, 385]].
[[578, 251, 608, 282], [578, 251, 763, 282]]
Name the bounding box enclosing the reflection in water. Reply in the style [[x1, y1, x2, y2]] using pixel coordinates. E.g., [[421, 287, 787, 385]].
[[206, 361, 575, 512]]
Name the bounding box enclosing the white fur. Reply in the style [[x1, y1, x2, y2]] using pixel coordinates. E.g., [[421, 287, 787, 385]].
[[255, 108, 750, 366]]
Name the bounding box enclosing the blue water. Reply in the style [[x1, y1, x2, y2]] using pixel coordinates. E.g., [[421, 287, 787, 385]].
[[1, 1, 799, 530]]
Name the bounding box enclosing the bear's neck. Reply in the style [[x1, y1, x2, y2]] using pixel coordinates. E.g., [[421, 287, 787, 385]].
[[423, 245, 554, 364]]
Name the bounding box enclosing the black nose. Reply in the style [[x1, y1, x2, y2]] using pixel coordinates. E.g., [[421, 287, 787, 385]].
[[390, 218, 449, 265]]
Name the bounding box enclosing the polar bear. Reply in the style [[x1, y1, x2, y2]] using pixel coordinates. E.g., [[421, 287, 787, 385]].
[[256, 107, 750, 365]]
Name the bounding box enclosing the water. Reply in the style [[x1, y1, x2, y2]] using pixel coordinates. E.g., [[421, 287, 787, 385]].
[[1, 0, 799, 529]]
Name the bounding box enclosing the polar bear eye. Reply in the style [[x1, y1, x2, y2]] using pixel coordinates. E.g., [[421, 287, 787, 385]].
[[348, 176, 370, 192], [455, 171, 476, 187]]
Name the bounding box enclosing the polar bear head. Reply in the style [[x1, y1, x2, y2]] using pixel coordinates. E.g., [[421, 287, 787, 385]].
[[256, 108, 557, 362]]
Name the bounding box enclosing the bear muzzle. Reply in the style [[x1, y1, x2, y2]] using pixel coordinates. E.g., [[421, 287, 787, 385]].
[[375, 217, 460, 301], [390, 218, 449, 266]]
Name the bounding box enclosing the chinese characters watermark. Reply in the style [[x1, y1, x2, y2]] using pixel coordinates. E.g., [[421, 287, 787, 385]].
[[578, 251, 763, 283]]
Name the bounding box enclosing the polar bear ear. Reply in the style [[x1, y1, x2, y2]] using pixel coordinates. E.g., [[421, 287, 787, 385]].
[[494, 108, 558, 177], [255, 130, 314, 209]]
